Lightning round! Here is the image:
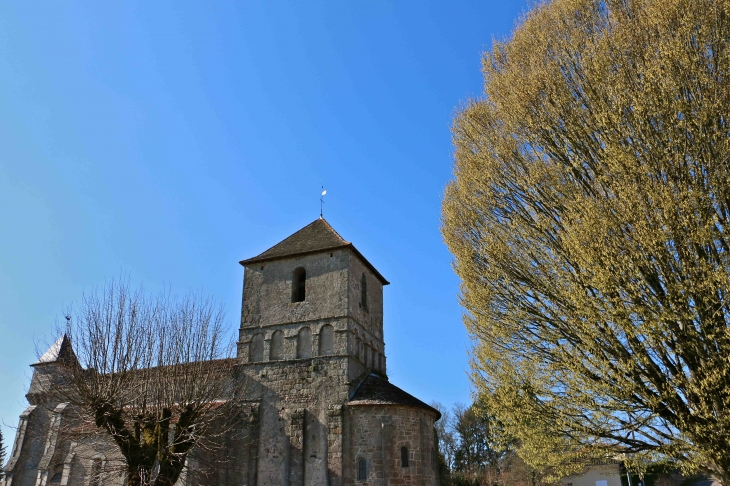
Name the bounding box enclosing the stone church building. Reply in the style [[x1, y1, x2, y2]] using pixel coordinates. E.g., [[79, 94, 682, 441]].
[[2, 218, 441, 486]]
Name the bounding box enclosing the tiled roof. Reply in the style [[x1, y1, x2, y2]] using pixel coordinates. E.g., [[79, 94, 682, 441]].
[[240, 218, 389, 284], [241, 218, 348, 263], [33, 335, 76, 366], [348, 373, 441, 419]]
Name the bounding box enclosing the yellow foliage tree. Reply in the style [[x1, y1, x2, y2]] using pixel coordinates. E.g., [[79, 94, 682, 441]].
[[442, 0, 730, 482]]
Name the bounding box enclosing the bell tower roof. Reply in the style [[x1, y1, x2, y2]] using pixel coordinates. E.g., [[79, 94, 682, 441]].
[[240, 218, 389, 285]]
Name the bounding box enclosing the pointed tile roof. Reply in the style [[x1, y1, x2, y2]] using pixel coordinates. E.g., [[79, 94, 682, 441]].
[[33, 334, 76, 366], [240, 218, 389, 284], [349, 373, 441, 419]]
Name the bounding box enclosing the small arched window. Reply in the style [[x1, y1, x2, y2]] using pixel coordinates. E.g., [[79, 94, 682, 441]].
[[401, 446, 409, 467], [360, 273, 368, 310], [292, 267, 306, 302], [357, 458, 367, 480], [297, 327, 312, 359], [250, 333, 264, 363], [270, 330, 284, 360], [319, 324, 334, 356]]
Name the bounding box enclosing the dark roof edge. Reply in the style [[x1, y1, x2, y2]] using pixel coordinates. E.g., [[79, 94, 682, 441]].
[[350, 244, 390, 285], [348, 372, 442, 419], [240, 243, 390, 285], [347, 400, 442, 419], [349, 371, 371, 400]]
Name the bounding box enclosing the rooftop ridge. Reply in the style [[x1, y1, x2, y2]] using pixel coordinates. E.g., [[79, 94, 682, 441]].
[[240, 218, 348, 264], [33, 334, 76, 366], [239, 218, 389, 284], [348, 373, 441, 419]]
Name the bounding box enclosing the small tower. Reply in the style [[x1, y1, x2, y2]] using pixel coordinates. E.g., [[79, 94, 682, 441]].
[[237, 218, 389, 378]]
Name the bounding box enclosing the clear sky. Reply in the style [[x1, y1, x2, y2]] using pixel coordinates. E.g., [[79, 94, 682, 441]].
[[0, 1, 529, 443]]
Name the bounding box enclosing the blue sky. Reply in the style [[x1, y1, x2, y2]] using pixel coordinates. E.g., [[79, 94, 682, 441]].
[[0, 1, 529, 442]]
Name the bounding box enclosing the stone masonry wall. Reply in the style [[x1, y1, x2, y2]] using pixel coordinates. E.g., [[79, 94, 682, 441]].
[[347, 255, 384, 342], [345, 406, 438, 486], [348, 253, 386, 375], [237, 354, 353, 486], [240, 250, 350, 330]]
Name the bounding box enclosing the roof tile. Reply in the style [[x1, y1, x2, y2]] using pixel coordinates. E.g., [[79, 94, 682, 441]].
[[240, 218, 389, 284], [241, 218, 348, 264], [349, 373, 441, 419]]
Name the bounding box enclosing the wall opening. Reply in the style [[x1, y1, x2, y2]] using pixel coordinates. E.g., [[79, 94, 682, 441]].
[[249, 333, 264, 363], [401, 446, 409, 467], [270, 330, 284, 360], [357, 458, 367, 480], [292, 267, 306, 302], [360, 273, 368, 310], [319, 324, 334, 356], [297, 327, 312, 359], [90, 459, 103, 486]]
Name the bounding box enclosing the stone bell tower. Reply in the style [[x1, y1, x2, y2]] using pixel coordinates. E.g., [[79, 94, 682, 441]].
[[237, 217, 389, 378], [234, 218, 392, 486]]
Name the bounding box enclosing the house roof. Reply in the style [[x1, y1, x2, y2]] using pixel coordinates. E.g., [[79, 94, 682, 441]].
[[240, 218, 389, 285], [33, 334, 76, 366], [348, 373, 441, 419]]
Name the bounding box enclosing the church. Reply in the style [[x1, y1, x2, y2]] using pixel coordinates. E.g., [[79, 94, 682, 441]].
[[2, 218, 441, 486]]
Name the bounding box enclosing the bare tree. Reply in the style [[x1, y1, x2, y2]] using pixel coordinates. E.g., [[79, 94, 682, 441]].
[[431, 402, 458, 484], [0, 426, 6, 481], [40, 279, 247, 486]]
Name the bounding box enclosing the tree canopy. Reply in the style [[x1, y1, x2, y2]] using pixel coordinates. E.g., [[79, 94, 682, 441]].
[[442, 0, 730, 481]]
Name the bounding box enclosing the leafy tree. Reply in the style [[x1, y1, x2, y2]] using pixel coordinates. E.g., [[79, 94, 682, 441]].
[[453, 403, 510, 476], [433, 401, 516, 486], [40, 280, 246, 486], [442, 0, 730, 482]]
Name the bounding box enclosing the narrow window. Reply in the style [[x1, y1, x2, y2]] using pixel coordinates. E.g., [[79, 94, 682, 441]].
[[270, 330, 284, 360], [319, 324, 334, 356], [297, 327, 312, 359], [292, 267, 306, 302], [90, 459, 102, 486], [249, 333, 264, 362], [360, 273, 368, 310], [357, 458, 367, 480], [401, 446, 409, 467]]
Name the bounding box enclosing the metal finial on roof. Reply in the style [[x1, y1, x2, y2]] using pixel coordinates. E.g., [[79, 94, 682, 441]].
[[320, 186, 326, 218]]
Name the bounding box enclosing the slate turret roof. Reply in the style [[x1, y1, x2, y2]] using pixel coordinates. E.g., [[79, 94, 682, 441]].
[[349, 373, 441, 419], [240, 218, 389, 284], [33, 334, 76, 366]]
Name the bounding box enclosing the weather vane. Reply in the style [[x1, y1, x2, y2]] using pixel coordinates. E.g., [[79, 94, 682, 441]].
[[320, 186, 326, 218]]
